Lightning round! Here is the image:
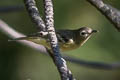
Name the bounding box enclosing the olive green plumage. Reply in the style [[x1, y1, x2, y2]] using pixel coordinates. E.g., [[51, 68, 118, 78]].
[[10, 27, 98, 52]]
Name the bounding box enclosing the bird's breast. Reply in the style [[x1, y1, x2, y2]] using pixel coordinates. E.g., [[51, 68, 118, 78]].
[[59, 43, 80, 52]]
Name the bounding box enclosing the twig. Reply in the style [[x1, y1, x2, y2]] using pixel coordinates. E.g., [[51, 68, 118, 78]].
[[87, 0, 120, 31], [46, 49, 74, 80], [24, 0, 46, 31], [0, 19, 120, 70], [43, 0, 75, 80]]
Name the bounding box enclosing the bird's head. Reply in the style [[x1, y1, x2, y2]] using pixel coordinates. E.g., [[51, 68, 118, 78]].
[[79, 27, 98, 38], [75, 27, 98, 45]]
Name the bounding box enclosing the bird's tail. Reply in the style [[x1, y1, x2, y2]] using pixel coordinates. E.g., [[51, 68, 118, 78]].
[[8, 37, 28, 42]]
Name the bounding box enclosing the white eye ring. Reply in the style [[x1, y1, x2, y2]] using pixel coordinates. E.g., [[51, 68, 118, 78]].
[[80, 31, 86, 35], [80, 31, 88, 37]]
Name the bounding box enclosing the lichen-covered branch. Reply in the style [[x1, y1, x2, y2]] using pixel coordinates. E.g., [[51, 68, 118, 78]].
[[87, 0, 120, 31], [24, 0, 46, 31], [43, 0, 75, 80]]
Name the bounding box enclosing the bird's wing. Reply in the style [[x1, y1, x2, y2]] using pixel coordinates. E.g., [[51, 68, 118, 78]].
[[56, 30, 74, 45]]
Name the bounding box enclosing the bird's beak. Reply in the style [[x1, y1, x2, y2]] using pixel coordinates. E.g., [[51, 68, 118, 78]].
[[92, 30, 98, 33]]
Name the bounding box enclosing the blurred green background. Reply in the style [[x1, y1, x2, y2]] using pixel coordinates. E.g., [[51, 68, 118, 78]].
[[0, 0, 120, 80]]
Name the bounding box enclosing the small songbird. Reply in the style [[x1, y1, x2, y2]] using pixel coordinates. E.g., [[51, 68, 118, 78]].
[[10, 27, 98, 52]]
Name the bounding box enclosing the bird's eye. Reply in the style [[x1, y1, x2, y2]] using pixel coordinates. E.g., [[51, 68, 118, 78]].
[[80, 31, 87, 36]]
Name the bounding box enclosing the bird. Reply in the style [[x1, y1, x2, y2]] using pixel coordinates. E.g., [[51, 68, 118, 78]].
[[9, 27, 98, 52]]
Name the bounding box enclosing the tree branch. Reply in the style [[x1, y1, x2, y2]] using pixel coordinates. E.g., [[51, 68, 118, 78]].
[[43, 0, 75, 79], [24, 0, 46, 31], [87, 0, 120, 31]]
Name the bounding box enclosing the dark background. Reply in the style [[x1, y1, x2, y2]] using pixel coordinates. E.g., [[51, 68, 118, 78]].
[[0, 0, 120, 80]]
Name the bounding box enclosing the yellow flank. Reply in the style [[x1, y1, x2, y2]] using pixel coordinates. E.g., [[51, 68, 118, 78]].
[[26, 37, 80, 51], [59, 38, 79, 51], [60, 42, 80, 51], [26, 37, 50, 48]]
